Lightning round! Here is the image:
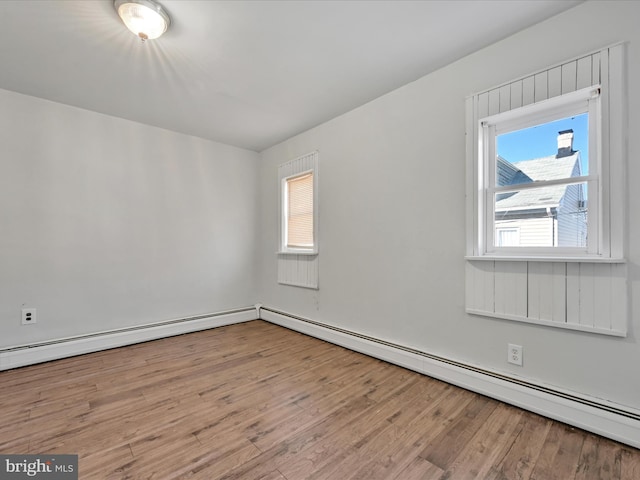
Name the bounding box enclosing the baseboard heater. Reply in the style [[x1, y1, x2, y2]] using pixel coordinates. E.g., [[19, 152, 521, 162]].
[[0, 307, 257, 370], [258, 306, 640, 448]]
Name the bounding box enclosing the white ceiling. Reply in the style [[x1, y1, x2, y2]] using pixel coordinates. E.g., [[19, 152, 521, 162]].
[[0, 0, 582, 152]]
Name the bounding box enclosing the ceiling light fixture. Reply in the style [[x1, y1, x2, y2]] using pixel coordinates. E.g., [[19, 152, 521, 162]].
[[114, 0, 171, 42]]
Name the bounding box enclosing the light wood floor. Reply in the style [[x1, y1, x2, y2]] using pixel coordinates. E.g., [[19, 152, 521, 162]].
[[1, 320, 638, 479]]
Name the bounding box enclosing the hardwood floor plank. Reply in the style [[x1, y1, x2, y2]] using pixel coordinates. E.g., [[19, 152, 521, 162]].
[[485, 410, 553, 480], [279, 380, 466, 480], [395, 456, 445, 480], [438, 403, 524, 479], [420, 394, 498, 469], [621, 448, 640, 479], [81, 444, 135, 480], [253, 470, 290, 480], [0, 320, 637, 480], [530, 422, 587, 480], [575, 433, 623, 480], [277, 378, 426, 479]]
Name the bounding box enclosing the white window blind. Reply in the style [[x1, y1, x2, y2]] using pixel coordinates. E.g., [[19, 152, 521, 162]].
[[286, 172, 314, 248]]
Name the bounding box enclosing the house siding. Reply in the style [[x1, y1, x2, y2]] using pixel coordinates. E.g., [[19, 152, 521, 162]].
[[496, 217, 556, 247], [557, 182, 587, 247]]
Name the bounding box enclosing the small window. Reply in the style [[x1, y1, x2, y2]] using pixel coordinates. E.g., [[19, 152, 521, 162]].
[[284, 172, 314, 249], [278, 151, 318, 256]]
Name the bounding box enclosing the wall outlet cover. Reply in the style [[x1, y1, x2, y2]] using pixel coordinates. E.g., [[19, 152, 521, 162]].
[[21, 308, 37, 325]]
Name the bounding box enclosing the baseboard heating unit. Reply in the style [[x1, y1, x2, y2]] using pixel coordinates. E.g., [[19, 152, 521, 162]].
[[258, 306, 640, 449], [0, 307, 257, 371]]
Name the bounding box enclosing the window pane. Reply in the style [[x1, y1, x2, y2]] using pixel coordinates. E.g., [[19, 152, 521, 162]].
[[496, 228, 520, 247], [496, 113, 588, 186], [494, 183, 588, 247], [287, 173, 313, 248]]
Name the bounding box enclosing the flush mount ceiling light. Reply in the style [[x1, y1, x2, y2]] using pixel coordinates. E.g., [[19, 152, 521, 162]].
[[114, 0, 171, 41]]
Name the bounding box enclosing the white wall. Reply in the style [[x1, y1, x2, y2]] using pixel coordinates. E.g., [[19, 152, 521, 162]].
[[257, 0, 640, 411], [0, 89, 259, 348]]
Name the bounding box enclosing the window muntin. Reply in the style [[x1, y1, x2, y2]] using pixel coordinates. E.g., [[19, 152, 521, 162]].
[[480, 86, 600, 256]]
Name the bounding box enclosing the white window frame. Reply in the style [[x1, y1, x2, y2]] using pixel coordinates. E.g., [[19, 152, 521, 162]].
[[466, 44, 626, 263], [278, 154, 318, 255], [281, 170, 316, 254], [481, 87, 600, 257]]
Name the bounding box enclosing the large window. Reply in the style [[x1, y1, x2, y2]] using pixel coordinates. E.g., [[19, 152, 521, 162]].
[[464, 45, 627, 336], [466, 45, 625, 261], [481, 87, 598, 256]]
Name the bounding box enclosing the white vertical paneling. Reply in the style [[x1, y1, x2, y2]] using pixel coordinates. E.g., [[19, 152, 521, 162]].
[[465, 261, 475, 310], [578, 263, 596, 328], [488, 89, 500, 116], [528, 262, 567, 324], [467, 261, 495, 313], [477, 51, 600, 118], [576, 56, 593, 89], [468, 259, 626, 335], [593, 264, 612, 330], [561, 61, 578, 94], [277, 254, 319, 289], [548, 66, 562, 98], [527, 262, 544, 320], [592, 51, 601, 85], [528, 262, 549, 321], [534, 72, 548, 103], [494, 261, 527, 317], [465, 261, 480, 311], [608, 44, 625, 259], [522, 76, 535, 106], [465, 96, 475, 256], [566, 263, 580, 324], [499, 84, 511, 113], [510, 81, 523, 109], [590, 263, 626, 333], [477, 92, 489, 119], [600, 47, 612, 257], [610, 263, 627, 333], [551, 262, 567, 323]]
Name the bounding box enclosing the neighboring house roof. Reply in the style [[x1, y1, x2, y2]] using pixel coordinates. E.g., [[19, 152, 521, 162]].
[[497, 156, 533, 186], [496, 152, 580, 211]]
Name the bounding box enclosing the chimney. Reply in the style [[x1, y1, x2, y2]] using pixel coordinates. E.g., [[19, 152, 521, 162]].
[[556, 129, 574, 158]]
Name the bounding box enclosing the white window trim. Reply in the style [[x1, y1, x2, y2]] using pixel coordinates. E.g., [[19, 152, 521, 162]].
[[465, 44, 626, 263], [482, 86, 599, 258], [278, 153, 318, 256]]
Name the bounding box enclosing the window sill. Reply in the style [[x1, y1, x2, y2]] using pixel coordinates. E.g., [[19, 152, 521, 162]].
[[466, 308, 627, 337], [465, 255, 626, 263], [278, 250, 318, 256]]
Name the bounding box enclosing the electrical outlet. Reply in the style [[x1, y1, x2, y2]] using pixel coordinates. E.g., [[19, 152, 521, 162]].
[[21, 308, 37, 325], [508, 343, 523, 366]]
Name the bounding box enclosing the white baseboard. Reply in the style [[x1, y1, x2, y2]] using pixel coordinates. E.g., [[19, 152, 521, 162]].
[[0, 308, 257, 371], [260, 307, 640, 449]]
